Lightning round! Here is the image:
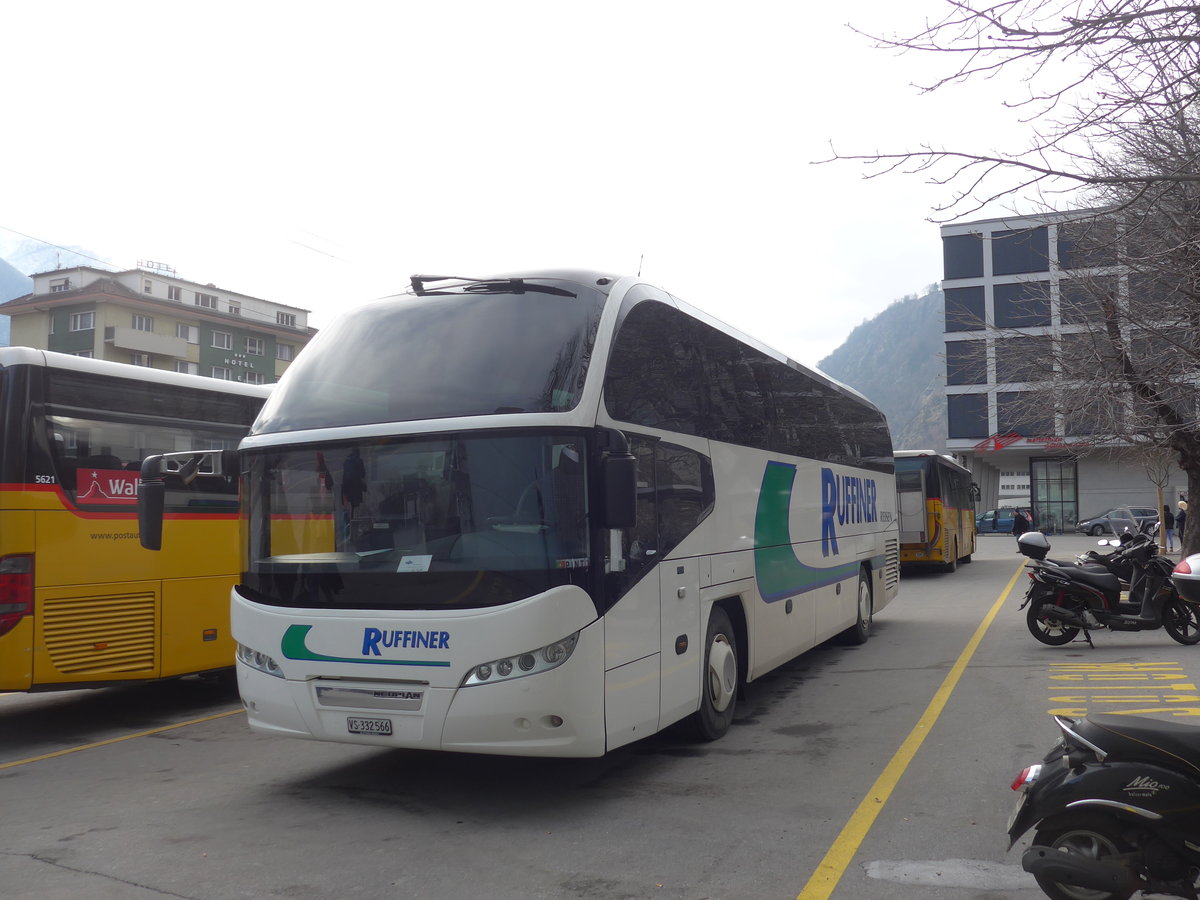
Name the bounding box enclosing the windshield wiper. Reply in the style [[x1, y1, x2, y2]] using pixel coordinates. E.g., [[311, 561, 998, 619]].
[[410, 275, 577, 298]]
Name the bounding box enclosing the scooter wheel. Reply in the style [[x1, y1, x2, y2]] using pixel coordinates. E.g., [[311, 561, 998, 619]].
[[1027, 600, 1081, 646], [1164, 599, 1200, 645], [1031, 814, 1136, 900]]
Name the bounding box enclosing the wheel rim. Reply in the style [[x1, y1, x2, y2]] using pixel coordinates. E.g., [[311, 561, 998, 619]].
[[1035, 605, 1077, 639], [706, 634, 736, 713], [1168, 603, 1200, 640], [858, 580, 871, 630], [1047, 828, 1125, 900]]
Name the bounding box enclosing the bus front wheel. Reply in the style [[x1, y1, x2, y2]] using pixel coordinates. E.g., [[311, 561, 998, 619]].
[[686, 606, 738, 742]]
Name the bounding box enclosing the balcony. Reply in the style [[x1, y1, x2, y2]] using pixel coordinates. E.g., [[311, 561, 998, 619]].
[[104, 326, 187, 357]]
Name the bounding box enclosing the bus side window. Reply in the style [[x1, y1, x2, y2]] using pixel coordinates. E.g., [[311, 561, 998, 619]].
[[628, 439, 657, 565]]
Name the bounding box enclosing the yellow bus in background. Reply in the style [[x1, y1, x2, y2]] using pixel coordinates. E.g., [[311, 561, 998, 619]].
[[0, 348, 268, 691], [895, 450, 976, 572]]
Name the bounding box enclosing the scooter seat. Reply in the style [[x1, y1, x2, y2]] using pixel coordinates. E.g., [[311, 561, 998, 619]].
[[1042, 564, 1122, 594], [1086, 714, 1200, 778]]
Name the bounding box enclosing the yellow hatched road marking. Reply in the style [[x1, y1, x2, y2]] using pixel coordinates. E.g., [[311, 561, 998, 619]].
[[795, 560, 1026, 900], [0, 708, 244, 770], [1050, 662, 1183, 670], [1049, 695, 1200, 703]]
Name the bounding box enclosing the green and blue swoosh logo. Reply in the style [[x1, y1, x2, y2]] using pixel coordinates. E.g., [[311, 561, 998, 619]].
[[754, 461, 859, 603]]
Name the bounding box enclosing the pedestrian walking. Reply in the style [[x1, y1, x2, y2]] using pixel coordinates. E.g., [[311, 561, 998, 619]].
[[1011, 509, 1030, 540], [1163, 505, 1177, 552]]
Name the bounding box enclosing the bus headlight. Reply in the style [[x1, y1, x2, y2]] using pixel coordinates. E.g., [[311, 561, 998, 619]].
[[461, 633, 579, 687], [236, 642, 284, 679]]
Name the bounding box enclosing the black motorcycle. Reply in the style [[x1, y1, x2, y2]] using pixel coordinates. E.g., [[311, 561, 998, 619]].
[[1009, 713, 1200, 900], [1017, 531, 1200, 647]]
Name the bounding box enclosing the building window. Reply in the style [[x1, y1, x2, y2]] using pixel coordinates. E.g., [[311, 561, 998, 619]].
[[1058, 221, 1119, 270], [176, 324, 199, 344], [133, 314, 153, 332], [211, 366, 232, 380], [945, 340, 987, 385], [143, 279, 153, 294], [131, 353, 152, 367], [245, 371, 265, 385], [947, 393, 989, 439], [212, 331, 232, 350], [942, 233, 984, 280], [992, 226, 1050, 276], [72, 350, 93, 358], [276, 343, 294, 361], [168, 285, 182, 301], [994, 282, 1052, 328], [245, 337, 264, 356], [1059, 276, 1115, 325], [998, 390, 1055, 436], [175, 361, 199, 375], [70, 312, 95, 331], [50, 278, 71, 293], [944, 286, 985, 331], [195, 292, 218, 309], [276, 312, 297, 327], [994, 335, 1053, 384], [228, 302, 242, 316]]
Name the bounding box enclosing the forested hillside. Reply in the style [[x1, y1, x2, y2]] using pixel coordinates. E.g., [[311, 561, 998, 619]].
[[818, 285, 946, 452]]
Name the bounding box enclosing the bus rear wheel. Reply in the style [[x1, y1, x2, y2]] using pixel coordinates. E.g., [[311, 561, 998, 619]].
[[837, 570, 872, 646], [943, 539, 958, 573], [685, 606, 738, 742]]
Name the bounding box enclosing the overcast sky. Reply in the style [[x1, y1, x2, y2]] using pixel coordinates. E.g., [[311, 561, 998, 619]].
[[2, 1, 1033, 368]]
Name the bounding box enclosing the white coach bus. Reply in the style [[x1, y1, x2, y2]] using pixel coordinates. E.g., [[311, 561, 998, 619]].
[[140, 271, 899, 756]]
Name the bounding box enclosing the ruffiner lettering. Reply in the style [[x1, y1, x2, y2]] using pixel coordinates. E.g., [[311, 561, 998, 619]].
[[820, 467, 879, 557], [361, 628, 450, 656]]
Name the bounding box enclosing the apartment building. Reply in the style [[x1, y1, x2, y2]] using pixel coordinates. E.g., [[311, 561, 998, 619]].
[[941, 212, 1183, 533], [0, 263, 315, 384]]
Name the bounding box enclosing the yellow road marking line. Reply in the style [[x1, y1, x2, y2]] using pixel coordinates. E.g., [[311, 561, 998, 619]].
[[796, 560, 1026, 900], [0, 708, 244, 770]]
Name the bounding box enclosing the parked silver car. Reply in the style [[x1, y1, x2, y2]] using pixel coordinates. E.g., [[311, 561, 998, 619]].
[[1074, 506, 1159, 536]]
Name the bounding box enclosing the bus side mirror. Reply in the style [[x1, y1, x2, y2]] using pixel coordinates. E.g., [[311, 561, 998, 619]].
[[138, 455, 166, 551], [602, 452, 637, 529]]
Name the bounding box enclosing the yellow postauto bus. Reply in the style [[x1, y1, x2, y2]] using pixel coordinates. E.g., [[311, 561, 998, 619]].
[[0, 348, 268, 691], [894, 449, 976, 572]]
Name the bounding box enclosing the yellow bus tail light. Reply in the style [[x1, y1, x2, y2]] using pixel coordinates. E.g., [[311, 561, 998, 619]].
[[0, 554, 34, 639]]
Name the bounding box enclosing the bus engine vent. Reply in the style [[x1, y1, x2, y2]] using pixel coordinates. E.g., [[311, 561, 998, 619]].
[[43, 592, 157, 675], [884, 539, 900, 593]]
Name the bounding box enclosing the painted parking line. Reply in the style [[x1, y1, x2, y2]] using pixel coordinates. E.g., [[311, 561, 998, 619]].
[[0, 708, 244, 771], [796, 560, 1027, 900]]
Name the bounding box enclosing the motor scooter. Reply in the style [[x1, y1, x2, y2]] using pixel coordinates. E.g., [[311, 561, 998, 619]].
[[1018, 531, 1200, 647], [1009, 713, 1200, 900]]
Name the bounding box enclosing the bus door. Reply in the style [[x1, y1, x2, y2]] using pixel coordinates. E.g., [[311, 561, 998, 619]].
[[897, 468, 927, 545]]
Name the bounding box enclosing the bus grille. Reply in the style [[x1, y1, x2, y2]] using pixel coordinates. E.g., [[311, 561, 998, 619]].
[[43, 592, 157, 675], [884, 539, 900, 592]]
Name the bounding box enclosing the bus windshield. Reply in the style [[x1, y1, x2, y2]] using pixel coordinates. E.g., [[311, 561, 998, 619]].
[[251, 283, 608, 434], [241, 432, 592, 611]]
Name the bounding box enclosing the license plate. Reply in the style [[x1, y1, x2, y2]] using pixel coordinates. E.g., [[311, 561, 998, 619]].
[[347, 716, 393, 736]]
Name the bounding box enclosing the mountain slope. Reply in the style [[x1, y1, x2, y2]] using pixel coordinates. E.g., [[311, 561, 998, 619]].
[[818, 286, 946, 452]]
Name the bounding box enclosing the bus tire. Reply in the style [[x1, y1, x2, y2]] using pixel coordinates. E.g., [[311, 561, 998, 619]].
[[943, 540, 958, 573], [837, 570, 872, 646], [686, 606, 738, 742]]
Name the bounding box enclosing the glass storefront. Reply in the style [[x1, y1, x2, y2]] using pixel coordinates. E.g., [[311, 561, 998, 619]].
[[1031, 457, 1078, 534]]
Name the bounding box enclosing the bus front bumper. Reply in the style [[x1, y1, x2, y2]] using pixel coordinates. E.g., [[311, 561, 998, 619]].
[[236, 622, 608, 757]]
